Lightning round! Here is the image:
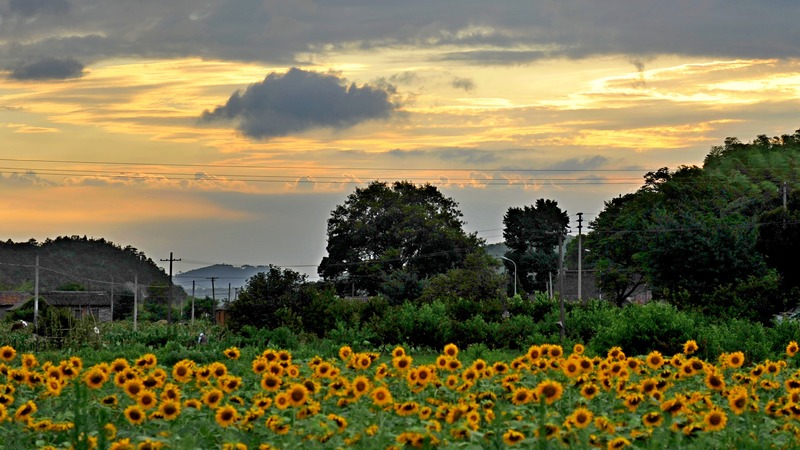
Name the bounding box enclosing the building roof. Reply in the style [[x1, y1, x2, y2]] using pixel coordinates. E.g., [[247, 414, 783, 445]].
[[0, 292, 31, 307]]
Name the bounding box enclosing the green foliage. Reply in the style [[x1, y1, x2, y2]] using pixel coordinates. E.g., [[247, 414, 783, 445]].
[[588, 302, 699, 357], [756, 191, 800, 291], [503, 198, 569, 293], [0, 235, 173, 295], [318, 180, 483, 299], [417, 250, 507, 305], [180, 296, 216, 322], [226, 265, 309, 331], [565, 299, 619, 344], [702, 270, 786, 325]]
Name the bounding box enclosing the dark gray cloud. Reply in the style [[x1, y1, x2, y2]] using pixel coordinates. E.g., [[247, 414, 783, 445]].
[[387, 147, 500, 165], [1, 1, 800, 70], [438, 50, 551, 65], [9, 57, 84, 80], [6, 0, 70, 17], [451, 77, 475, 92], [200, 68, 399, 139]]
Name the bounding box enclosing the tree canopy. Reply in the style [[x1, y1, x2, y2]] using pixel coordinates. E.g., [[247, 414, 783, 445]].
[[502, 199, 569, 293], [226, 265, 310, 331], [318, 180, 483, 301], [587, 129, 800, 321]]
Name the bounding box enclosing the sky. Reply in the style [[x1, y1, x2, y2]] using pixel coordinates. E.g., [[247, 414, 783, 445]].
[[2, 0, 800, 285]]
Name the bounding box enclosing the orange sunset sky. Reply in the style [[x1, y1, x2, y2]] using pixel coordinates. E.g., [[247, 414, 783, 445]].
[[2, 1, 800, 280]]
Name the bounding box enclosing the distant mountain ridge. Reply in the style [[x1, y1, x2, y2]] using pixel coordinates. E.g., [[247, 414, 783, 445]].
[[173, 264, 271, 300]]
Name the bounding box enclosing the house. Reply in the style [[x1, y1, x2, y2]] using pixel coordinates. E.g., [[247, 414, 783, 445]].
[[43, 291, 113, 322], [0, 292, 31, 319]]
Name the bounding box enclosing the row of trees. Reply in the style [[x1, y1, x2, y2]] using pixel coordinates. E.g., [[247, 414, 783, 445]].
[[225, 129, 800, 333]]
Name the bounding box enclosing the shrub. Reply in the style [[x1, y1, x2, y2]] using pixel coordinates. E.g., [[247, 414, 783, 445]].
[[588, 302, 699, 356]]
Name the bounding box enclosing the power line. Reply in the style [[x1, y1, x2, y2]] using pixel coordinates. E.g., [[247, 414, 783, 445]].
[[0, 157, 647, 173]]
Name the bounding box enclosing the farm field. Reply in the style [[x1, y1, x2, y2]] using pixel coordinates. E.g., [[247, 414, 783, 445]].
[[1, 331, 800, 449]]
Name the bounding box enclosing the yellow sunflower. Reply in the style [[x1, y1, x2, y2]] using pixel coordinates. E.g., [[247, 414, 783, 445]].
[[443, 343, 459, 358], [608, 437, 631, 449], [567, 407, 593, 429], [172, 360, 194, 383], [645, 351, 664, 370], [392, 355, 413, 372], [392, 346, 406, 358], [503, 429, 525, 445], [370, 386, 393, 406], [727, 387, 748, 415], [683, 340, 698, 355], [725, 351, 745, 369], [642, 411, 663, 428], [510, 387, 533, 406], [223, 347, 241, 360], [215, 404, 238, 427], [536, 380, 564, 405], [338, 346, 353, 361], [0, 346, 16, 362], [202, 388, 224, 409], [287, 383, 308, 407], [352, 376, 371, 398], [83, 368, 108, 389], [123, 379, 145, 399], [136, 390, 158, 410], [703, 408, 727, 432], [787, 341, 799, 357], [159, 399, 181, 420], [123, 405, 146, 425]]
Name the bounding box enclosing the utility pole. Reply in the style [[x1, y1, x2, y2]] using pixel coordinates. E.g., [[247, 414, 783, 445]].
[[191, 280, 196, 324], [577, 212, 584, 305], [160, 252, 181, 324], [227, 283, 232, 306], [207, 276, 218, 308]]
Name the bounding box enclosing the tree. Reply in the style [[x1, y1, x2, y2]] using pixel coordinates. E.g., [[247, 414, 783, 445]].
[[417, 250, 506, 304], [502, 199, 569, 293], [756, 190, 800, 291], [588, 165, 767, 312], [318, 181, 482, 300], [227, 265, 309, 330], [586, 193, 649, 306]]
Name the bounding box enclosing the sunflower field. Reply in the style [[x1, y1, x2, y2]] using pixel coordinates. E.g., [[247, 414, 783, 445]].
[[1, 339, 800, 449]]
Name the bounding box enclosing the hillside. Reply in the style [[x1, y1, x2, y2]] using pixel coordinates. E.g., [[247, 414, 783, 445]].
[[0, 236, 172, 294]]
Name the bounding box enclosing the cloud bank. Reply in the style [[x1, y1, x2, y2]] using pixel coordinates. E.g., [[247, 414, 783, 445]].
[[9, 57, 84, 80], [200, 68, 398, 139], [1, 1, 799, 71]]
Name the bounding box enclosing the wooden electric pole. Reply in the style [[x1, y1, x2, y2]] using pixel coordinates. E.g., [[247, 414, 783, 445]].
[[160, 252, 181, 324]]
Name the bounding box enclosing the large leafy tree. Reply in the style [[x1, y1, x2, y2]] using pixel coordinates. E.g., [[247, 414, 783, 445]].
[[318, 181, 482, 300], [226, 265, 309, 330], [586, 193, 649, 306], [502, 199, 569, 293], [588, 165, 767, 312]]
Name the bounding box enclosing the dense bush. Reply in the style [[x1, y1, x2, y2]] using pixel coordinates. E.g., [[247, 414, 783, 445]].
[[588, 301, 699, 356]]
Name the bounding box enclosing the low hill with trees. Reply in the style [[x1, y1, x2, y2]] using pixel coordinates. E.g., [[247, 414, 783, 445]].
[[0, 235, 173, 295]]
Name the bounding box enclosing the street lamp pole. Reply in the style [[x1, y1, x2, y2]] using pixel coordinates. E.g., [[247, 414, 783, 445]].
[[501, 256, 517, 297]]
